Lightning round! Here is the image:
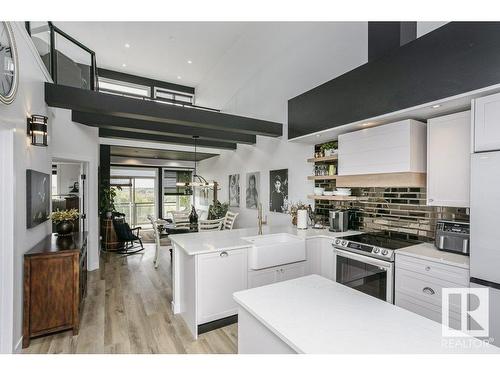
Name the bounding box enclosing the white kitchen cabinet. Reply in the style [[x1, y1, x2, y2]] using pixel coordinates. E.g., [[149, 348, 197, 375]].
[[306, 238, 321, 275], [395, 253, 469, 329], [473, 92, 500, 152], [248, 261, 306, 289], [320, 238, 335, 280], [197, 248, 248, 324], [280, 262, 307, 282], [338, 119, 427, 176], [248, 266, 279, 288], [427, 111, 471, 207]]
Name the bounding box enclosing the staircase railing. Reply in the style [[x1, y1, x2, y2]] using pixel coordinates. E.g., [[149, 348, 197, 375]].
[[25, 21, 98, 91]]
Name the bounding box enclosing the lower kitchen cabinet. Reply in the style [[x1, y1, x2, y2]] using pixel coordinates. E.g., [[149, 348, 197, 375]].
[[306, 238, 321, 275], [395, 253, 469, 329], [197, 248, 248, 324], [320, 238, 336, 280], [248, 261, 306, 289]]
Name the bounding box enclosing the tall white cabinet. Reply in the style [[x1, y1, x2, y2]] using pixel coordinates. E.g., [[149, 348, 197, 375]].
[[426, 111, 471, 207]]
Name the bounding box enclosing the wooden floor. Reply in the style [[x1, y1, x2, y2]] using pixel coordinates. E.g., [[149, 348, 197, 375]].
[[23, 244, 238, 354]]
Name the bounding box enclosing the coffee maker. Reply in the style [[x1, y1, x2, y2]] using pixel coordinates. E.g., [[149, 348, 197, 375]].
[[329, 210, 348, 232]]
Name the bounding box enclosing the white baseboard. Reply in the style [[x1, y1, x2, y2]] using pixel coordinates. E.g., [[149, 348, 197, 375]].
[[14, 336, 23, 353]]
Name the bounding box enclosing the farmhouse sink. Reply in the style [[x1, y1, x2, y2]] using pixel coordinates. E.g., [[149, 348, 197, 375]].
[[242, 233, 306, 270]]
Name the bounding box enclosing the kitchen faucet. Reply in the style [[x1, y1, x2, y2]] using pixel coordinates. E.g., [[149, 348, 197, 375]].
[[257, 202, 267, 235]]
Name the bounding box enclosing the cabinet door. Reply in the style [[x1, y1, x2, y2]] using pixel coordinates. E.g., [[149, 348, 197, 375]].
[[197, 248, 248, 324], [248, 267, 279, 289], [29, 255, 76, 334], [279, 262, 306, 282], [474, 92, 500, 152], [427, 111, 471, 207], [320, 239, 335, 280], [306, 238, 321, 275]]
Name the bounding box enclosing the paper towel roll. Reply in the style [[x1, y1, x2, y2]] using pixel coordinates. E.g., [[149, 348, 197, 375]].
[[297, 209, 308, 229]]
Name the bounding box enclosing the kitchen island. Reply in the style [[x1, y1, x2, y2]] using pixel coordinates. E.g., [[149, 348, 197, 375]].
[[233, 274, 500, 354], [169, 226, 359, 339]]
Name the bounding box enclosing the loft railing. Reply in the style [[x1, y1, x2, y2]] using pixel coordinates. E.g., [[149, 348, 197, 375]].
[[25, 22, 219, 112], [25, 21, 97, 91]]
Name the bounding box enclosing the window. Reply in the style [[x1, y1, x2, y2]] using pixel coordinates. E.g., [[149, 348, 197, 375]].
[[155, 87, 194, 106], [98, 77, 150, 98], [163, 169, 192, 216]]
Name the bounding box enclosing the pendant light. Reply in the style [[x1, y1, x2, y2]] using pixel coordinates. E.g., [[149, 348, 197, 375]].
[[176, 136, 215, 188]]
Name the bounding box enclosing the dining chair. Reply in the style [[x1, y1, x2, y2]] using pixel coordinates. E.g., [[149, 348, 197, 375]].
[[198, 218, 224, 232], [147, 215, 171, 268], [172, 211, 191, 229], [223, 211, 239, 230]]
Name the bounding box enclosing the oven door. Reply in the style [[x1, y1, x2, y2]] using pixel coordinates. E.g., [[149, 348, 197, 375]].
[[333, 247, 394, 303]]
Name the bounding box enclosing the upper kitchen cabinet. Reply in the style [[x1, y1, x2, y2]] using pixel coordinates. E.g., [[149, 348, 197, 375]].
[[473, 92, 500, 152], [338, 120, 426, 176], [427, 111, 471, 207]]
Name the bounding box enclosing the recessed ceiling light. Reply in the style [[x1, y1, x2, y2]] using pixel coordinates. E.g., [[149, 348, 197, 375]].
[[316, 134, 321, 137], [177, 76, 182, 79], [187, 60, 192, 64], [122, 63, 127, 67], [124, 43, 130, 48], [432, 104, 441, 109]]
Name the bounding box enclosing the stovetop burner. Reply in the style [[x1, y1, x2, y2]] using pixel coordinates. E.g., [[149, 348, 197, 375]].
[[332, 231, 421, 261], [337, 232, 420, 250]]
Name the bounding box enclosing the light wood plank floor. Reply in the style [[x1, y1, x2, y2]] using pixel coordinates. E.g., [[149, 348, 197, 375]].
[[23, 244, 238, 354]]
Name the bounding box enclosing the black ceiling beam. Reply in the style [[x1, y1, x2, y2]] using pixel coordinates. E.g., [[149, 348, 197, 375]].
[[99, 128, 237, 150], [72, 111, 256, 144], [98, 68, 195, 95], [45, 83, 282, 137]]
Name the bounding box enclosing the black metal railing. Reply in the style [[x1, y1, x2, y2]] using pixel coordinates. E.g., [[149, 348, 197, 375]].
[[25, 21, 97, 91]]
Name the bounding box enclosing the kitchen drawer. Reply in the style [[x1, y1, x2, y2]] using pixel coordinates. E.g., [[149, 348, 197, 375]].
[[395, 268, 464, 314], [396, 292, 462, 330], [396, 254, 469, 286]]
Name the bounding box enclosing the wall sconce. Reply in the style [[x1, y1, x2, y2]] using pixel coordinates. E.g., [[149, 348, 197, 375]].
[[27, 115, 48, 147]]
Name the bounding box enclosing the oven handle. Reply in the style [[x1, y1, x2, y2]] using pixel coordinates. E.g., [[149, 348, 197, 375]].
[[332, 246, 394, 270]]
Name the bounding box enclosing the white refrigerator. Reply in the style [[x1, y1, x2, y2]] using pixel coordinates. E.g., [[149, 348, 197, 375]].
[[470, 151, 500, 345]]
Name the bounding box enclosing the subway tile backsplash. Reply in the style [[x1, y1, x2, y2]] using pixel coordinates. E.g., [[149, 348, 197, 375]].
[[314, 187, 469, 241]]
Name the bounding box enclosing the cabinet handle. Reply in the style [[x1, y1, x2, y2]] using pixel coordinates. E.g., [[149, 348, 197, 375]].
[[219, 251, 228, 257], [422, 287, 435, 295], [425, 266, 431, 271]]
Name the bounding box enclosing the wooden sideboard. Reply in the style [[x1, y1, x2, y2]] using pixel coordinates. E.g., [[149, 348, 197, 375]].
[[22, 232, 88, 348]]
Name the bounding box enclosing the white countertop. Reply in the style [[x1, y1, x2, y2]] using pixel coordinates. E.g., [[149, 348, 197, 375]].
[[233, 275, 499, 354], [396, 242, 470, 269], [169, 226, 360, 256]]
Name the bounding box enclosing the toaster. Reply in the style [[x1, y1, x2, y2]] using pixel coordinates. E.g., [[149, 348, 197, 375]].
[[434, 220, 470, 255]]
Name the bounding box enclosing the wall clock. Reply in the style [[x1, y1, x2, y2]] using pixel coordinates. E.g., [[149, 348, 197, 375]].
[[0, 22, 19, 105]]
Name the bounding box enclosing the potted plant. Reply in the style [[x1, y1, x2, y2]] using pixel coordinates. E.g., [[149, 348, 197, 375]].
[[49, 209, 80, 236], [288, 201, 308, 226], [208, 200, 230, 219], [100, 186, 120, 219], [320, 141, 338, 157]]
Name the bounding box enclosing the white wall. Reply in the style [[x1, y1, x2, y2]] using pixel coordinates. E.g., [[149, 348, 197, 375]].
[[51, 108, 100, 271], [197, 23, 368, 227], [416, 22, 448, 38], [0, 22, 100, 353]]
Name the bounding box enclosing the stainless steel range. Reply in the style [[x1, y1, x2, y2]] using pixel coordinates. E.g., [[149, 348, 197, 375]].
[[332, 232, 419, 304]]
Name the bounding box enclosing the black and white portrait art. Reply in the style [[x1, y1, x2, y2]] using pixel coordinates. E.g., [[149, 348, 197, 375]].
[[269, 169, 288, 213], [245, 172, 260, 209], [26, 169, 50, 228], [229, 174, 240, 207]]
